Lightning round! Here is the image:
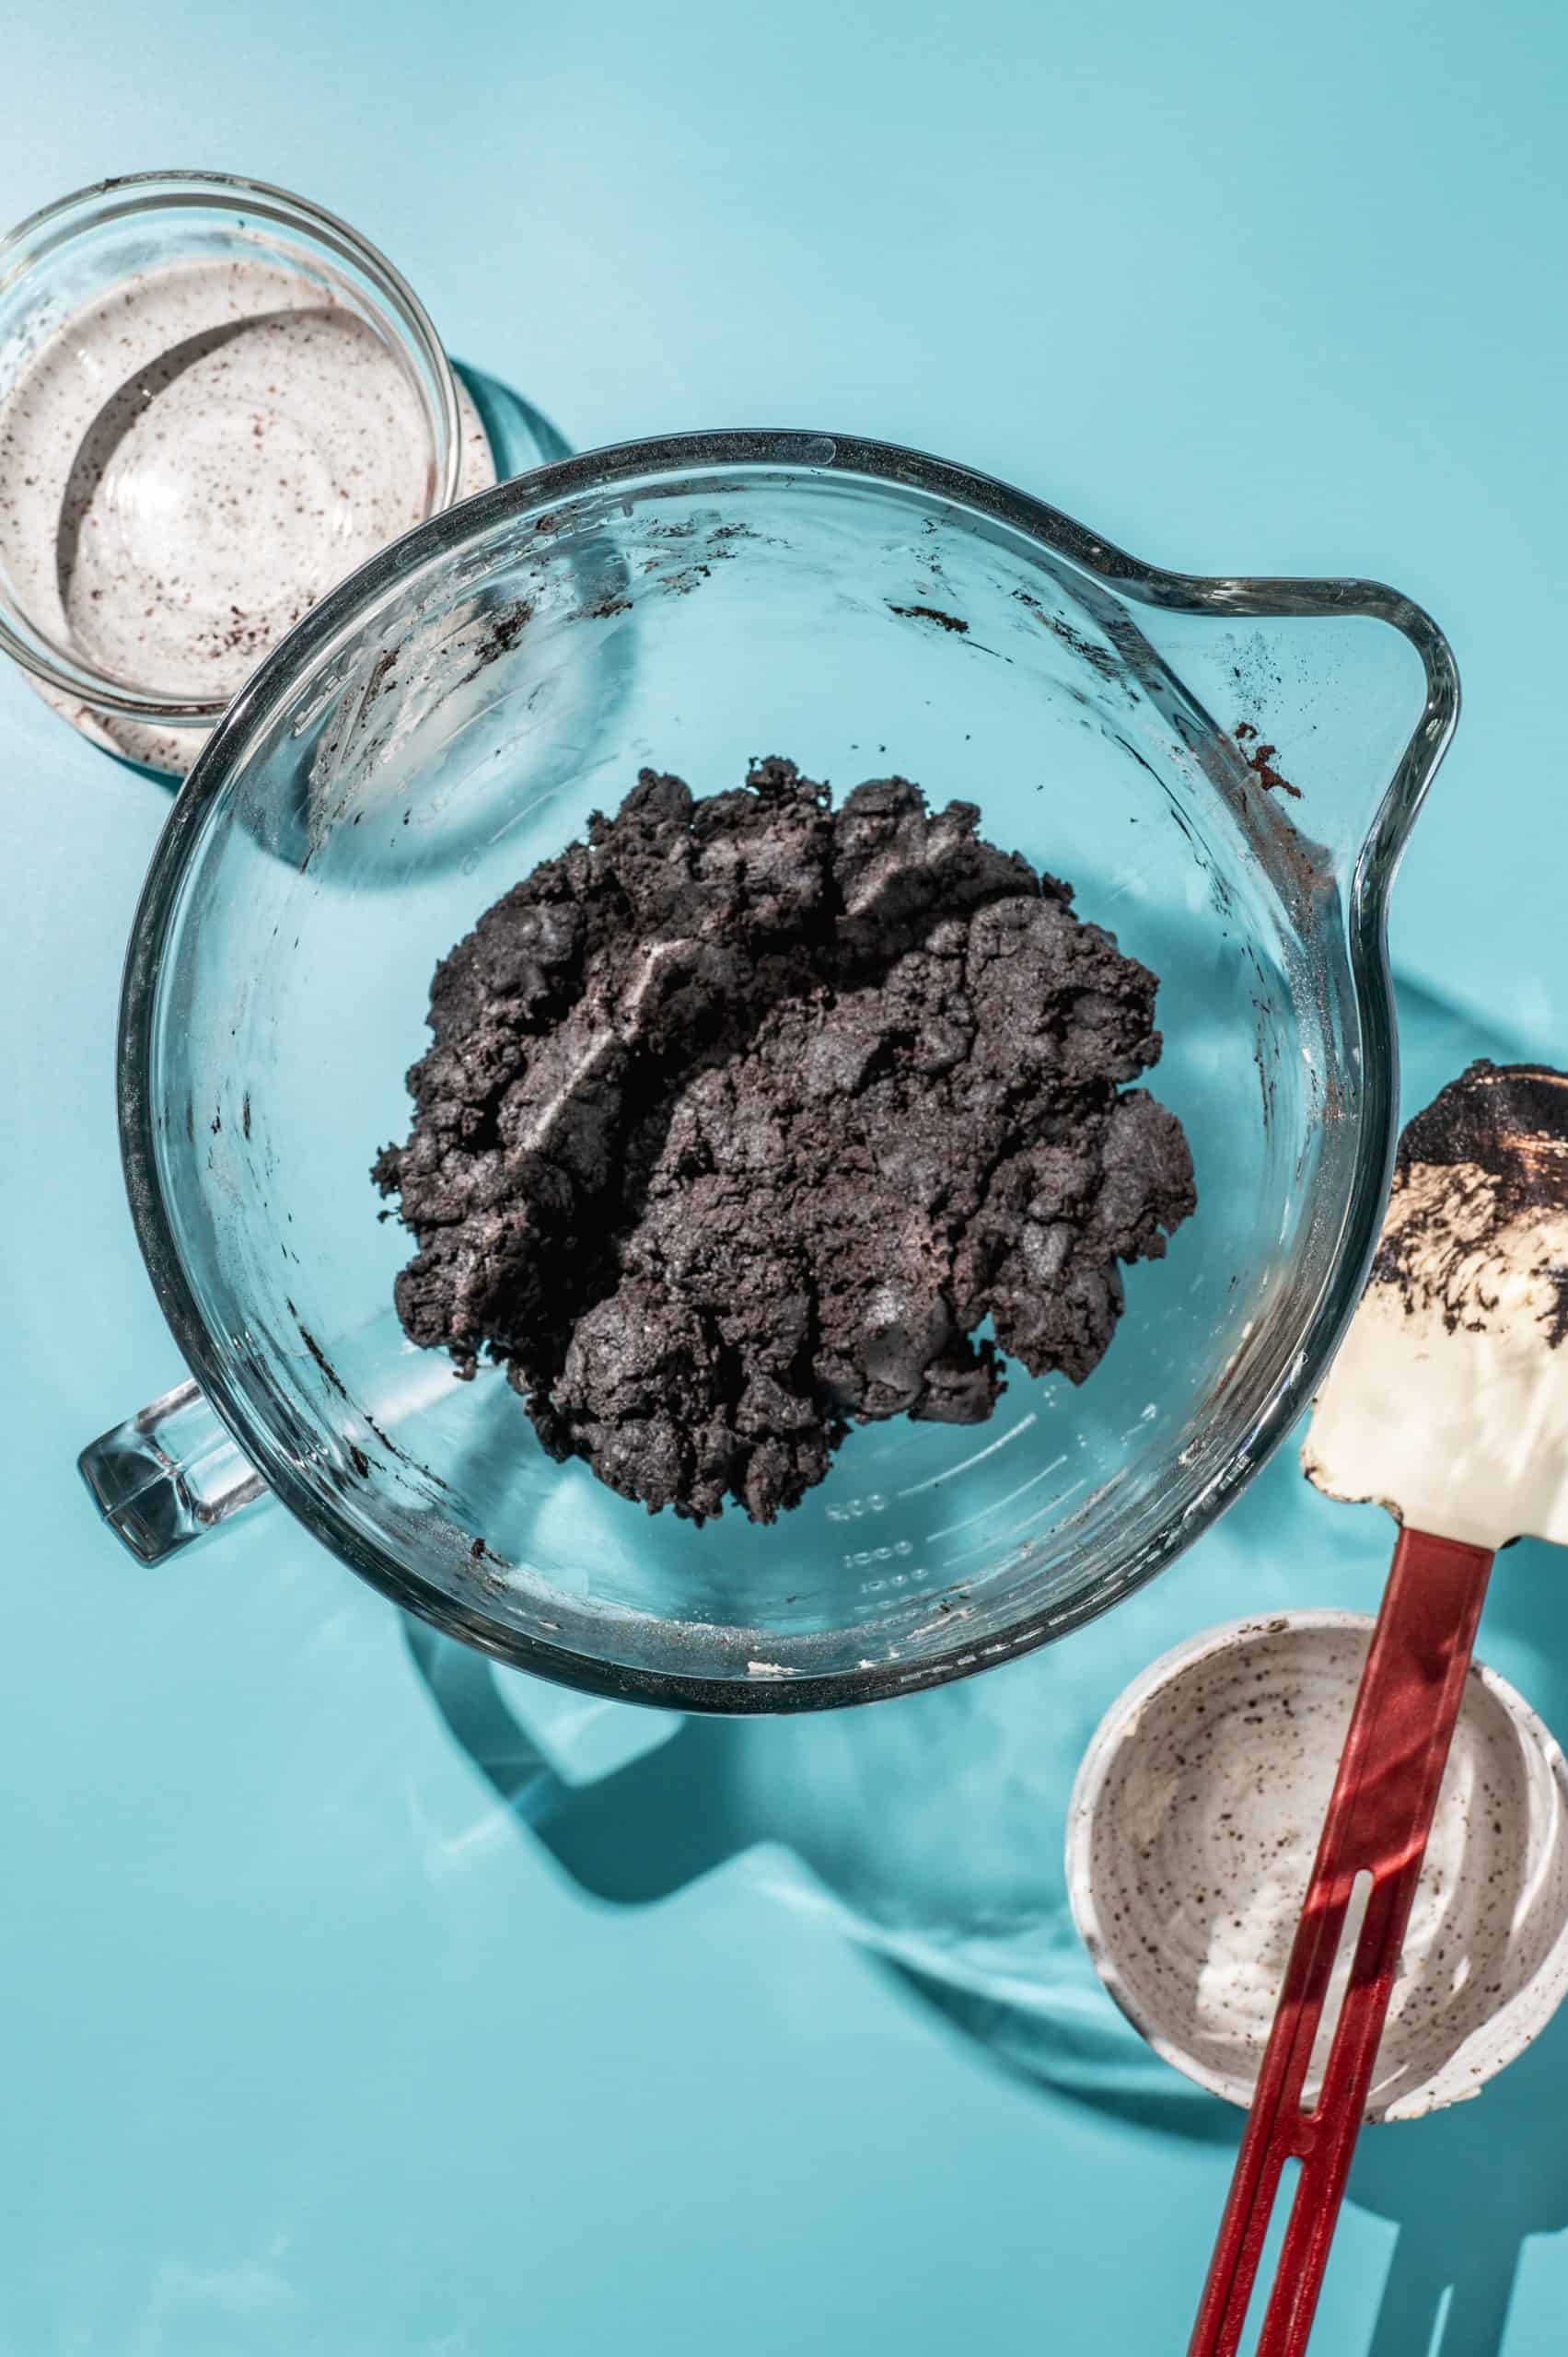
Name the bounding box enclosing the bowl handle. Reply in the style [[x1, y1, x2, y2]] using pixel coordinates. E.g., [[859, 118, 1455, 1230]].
[[78, 1379, 270, 1562]]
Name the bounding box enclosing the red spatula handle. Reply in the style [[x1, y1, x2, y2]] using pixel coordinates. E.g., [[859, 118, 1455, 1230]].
[[1188, 1525, 1495, 2357]]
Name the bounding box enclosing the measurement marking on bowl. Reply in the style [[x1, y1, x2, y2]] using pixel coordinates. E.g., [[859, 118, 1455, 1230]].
[[971, 1482, 1088, 1569], [925, 1453, 1067, 1545], [910, 1606, 972, 1640], [826, 1491, 893, 1523], [1097, 868, 1151, 911], [895, 1413, 1035, 1502]]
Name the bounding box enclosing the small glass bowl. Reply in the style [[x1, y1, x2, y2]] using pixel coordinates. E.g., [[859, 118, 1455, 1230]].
[[0, 169, 462, 736]]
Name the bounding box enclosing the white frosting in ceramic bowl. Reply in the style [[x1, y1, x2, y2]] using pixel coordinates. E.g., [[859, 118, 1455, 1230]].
[[1066, 1612, 1568, 2120]]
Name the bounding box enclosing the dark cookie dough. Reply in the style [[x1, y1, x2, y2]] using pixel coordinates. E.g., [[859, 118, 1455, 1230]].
[[374, 761, 1196, 1523]]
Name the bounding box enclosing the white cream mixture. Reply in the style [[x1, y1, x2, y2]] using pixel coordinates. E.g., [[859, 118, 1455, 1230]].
[[0, 253, 495, 772], [0, 256, 437, 697]]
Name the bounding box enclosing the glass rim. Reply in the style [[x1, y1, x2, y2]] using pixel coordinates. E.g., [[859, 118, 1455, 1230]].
[[0, 167, 463, 723], [116, 427, 1461, 1712]]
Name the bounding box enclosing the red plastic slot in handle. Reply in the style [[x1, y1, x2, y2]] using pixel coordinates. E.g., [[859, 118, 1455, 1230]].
[[1188, 1525, 1495, 2357]]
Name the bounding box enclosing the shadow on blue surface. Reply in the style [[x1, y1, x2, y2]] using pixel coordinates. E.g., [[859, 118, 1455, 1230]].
[[403, 976, 1568, 2357], [455, 359, 572, 476]]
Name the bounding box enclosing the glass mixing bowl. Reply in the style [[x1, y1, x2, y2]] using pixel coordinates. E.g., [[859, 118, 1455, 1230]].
[[80, 430, 1458, 1711]]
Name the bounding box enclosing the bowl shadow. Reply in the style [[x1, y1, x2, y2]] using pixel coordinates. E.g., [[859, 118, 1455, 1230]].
[[401, 974, 1568, 2356]]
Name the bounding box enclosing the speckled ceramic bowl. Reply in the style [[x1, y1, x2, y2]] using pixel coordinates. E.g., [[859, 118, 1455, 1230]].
[[1067, 1611, 1568, 2121]]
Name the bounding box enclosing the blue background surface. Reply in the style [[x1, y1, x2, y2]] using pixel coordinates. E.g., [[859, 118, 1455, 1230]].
[[4, 5, 1567, 2351]]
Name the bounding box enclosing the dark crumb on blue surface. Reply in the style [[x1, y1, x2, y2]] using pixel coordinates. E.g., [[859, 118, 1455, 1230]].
[[888, 603, 970, 634]]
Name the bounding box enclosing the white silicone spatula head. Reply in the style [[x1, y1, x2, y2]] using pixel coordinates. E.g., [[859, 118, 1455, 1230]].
[[1304, 1062, 1568, 1550]]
